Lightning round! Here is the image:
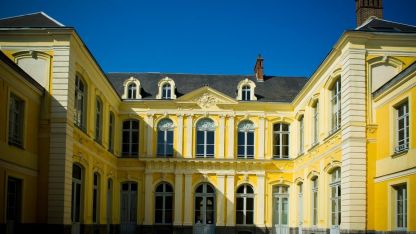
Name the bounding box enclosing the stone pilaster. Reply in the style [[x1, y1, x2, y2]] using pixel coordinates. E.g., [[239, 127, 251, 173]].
[[226, 175, 235, 226], [48, 45, 73, 225], [177, 114, 184, 157], [174, 173, 183, 225], [258, 115, 265, 159], [146, 114, 154, 157], [143, 172, 153, 225], [256, 174, 265, 226], [340, 45, 367, 231], [216, 174, 225, 225], [227, 115, 235, 159], [218, 115, 225, 158], [185, 114, 193, 158], [183, 174, 193, 225]]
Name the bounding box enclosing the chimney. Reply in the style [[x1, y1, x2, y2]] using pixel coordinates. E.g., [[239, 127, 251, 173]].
[[355, 0, 383, 26], [254, 54, 264, 82]]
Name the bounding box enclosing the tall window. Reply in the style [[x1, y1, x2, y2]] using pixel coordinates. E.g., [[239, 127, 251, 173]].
[[330, 78, 341, 134], [8, 93, 24, 147], [395, 184, 407, 230], [236, 184, 254, 225], [108, 112, 115, 152], [93, 172, 100, 224], [196, 119, 215, 158], [273, 123, 289, 159], [95, 97, 103, 143], [312, 101, 319, 145], [395, 101, 409, 153], [330, 168, 341, 228], [237, 121, 255, 159], [311, 177, 318, 226], [74, 75, 87, 129], [162, 83, 171, 99], [157, 119, 174, 157], [155, 183, 173, 224], [127, 83, 137, 99], [298, 116, 304, 154], [122, 120, 139, 157], [242, 85, 251, 101]]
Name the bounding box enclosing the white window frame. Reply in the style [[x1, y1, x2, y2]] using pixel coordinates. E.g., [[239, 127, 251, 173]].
[[330, 168, 341, 228], [311, 177, 318, 226], [74, 75, 87, 129], [394, 184, 407, 230], [92, 172, 100, 224], [330, 78, 341, 135], [8, 93, 25, 147], [95, 97, 103, 143], [273, 123, 290, 159], [122, 120, 139, 157], [237, 78, 257, 101], [156, 77, 176, 99], [108, 112, 115, 152], [312, 101, 319, 145], [236, 184, 255, 225], [122, 77, 142, 99], [157, 119, 174, 157], [237, 121, 255, 159], [155, 183, 174, 225], [298, 116, 304, 155], [196, 119, 215, 158], [395, 101, 409, 153]]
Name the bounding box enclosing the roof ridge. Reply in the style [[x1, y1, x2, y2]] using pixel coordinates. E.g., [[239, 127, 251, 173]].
[[0, 11, 44, 21], [373, 18, 416, 28], [356, 16, 377, 30], [107, 72, 254, 76], [39, 12, 65, 27]]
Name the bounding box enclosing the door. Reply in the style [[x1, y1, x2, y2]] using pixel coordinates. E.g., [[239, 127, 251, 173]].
[[120, 182, 137, 234], [298, 183, 303, 234], [194, 183, 215, 234], [107, 179, 113, 234], [330, 168, 341, 234], [71, 165, 82, 234], [273, 186, 289, 234], [6, 177, 22, 234]]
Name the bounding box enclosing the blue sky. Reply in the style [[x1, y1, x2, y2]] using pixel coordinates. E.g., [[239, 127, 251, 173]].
[[2, 0, 416, 77]]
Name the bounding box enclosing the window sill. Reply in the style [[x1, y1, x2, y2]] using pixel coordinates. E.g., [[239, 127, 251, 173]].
[[120, 155, 139, 158], [272, 156, 290, 160], [328, 126, 340, 137], [8, 141, 24, 149], [309, 142, 320, 151], [74, 125, 89, 137], [391, 150, 408, 158]]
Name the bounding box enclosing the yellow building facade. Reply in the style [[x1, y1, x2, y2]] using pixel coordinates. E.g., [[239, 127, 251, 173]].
[[0, 1, 415, 234]]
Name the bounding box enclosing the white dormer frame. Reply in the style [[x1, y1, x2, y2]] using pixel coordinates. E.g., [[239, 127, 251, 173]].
[[156, 77, 176, 99], [236, 78, 257, 101], [122, 77, 142, 99]]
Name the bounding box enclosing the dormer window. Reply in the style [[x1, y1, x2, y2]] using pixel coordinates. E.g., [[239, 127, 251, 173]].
[[242, 85, 251, 101], [162, 83, 171, 99], [127, 83, 137, 99], [122, 77, 141, 99], [157, 77, 176, 99], [237, 78, 257, 101]]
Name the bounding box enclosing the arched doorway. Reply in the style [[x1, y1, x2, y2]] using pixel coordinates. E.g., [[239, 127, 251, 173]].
[[272, 185, 289, 234], [120, 182, 137, 234], [194, 183, 215, 234]]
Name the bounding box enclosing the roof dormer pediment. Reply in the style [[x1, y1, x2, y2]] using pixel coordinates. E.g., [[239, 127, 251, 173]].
[[175, 86, 237, 109]]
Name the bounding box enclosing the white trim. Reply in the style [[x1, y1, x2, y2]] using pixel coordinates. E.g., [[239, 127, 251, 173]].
[[156, 77, 176, 99], [40, 12, 65, 26], [236, 78, 257, 101], [374, 168, 416, 183]]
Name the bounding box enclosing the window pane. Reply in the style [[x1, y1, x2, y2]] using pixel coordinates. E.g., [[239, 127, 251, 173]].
[[247, 132, 254, 145], [236, 198, 244, 210], [246, 197, 254, 210], [246, 211, 253, 224], [196, 145, 204, 156], [155, 210, 163, 223], [238, 132, 244, 145], [165, 210, 172, 224], [165, 196, 173, 209], [236, 211, 244, 224], [197, 131, 204, 144], [207, 132, 214, 144], [247, 146, 254, 156], [206, 145, 214, 156]]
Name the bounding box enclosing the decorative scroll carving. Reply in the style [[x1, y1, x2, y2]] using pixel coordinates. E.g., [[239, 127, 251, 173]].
[[194, 93, 218, 108]]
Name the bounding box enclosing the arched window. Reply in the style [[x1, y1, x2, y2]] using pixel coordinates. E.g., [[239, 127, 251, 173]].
[[311, 176, 318, 226], [273, 123, 289, 159], [108, 112, 115, 152], [236, 184, 254, 225], [242, 85, 251, 101], [122, 120, 139, 157], [330, 168, 341, 228], [74, 75, 87, 129], [196, 119, 215, 158], [71, 164, 83, 225], [330, 78, 341, 134], [157, 119, 174, 157], [95, 97, 103, 143], [312, 100, 319, 145], [237, 121, 255, 159], [195, 183, 215, 225], [92, 172, 100, 224], [298, 115, 304, 154], [127, 83, 137, 99], [155, 182, 173, 224], [162, 83, 171, 99]]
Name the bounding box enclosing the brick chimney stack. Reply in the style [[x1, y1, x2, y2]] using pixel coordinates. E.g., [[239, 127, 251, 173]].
[[254, 54, 264, 82], [356, 0, 383, 26]]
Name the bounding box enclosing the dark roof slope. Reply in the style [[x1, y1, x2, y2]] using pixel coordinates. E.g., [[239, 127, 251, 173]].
[[356, 17, 416, 33], [107, 73, 308, 102], [0, 12, 64, 28], [373, 61, 416, 98]]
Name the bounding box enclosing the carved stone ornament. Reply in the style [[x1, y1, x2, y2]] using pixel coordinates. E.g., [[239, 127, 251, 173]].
[[194, 93, 218, 108]]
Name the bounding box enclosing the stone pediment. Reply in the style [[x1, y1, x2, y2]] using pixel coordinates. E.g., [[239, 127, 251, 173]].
[[175, 86, 237, 109]]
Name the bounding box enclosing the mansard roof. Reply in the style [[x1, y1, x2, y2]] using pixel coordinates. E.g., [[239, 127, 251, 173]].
[[107, 72, 308, 102], [356, 17, 416, 33], [0, 12, 64, 28]]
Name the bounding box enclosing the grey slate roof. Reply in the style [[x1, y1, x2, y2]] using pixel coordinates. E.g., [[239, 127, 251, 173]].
[[372, 61, 416, 98], [356, 17, 416, 33], [107, 73, 308, 102], [0, 12, 64, 28]]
